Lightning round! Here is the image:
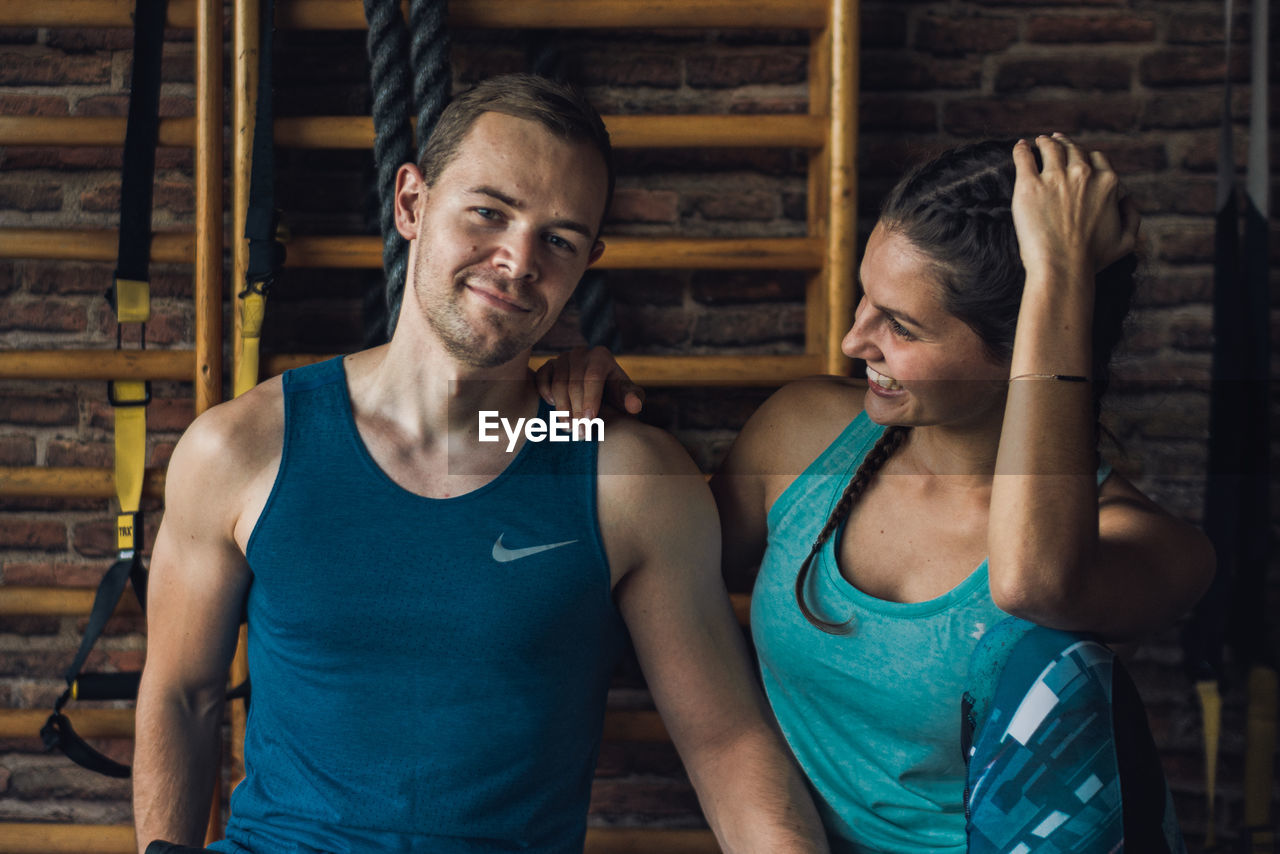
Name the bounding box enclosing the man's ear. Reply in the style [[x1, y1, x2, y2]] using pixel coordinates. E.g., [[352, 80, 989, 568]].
[[587, 239, 606, 267], [394, 163, 426, 240]]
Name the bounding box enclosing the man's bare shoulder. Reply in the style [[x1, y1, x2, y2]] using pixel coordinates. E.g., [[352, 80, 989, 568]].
[[596, 411, 701, 480], [164, 377, 285, 514], [594, 414, 718, 586], [174, 377, 283, 469]]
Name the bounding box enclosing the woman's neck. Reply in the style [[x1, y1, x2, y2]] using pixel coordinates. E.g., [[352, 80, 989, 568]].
[[898, 416, 1002, 482]]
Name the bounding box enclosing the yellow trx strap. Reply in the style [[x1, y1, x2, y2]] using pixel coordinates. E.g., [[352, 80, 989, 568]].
[[109, 272, 152, 553], [1194, 679, 1222, 848], [110, 276, 151, 549], [111, 378, 149, 552], [112, 278, 151, 324], [234, 288, 265, 398]]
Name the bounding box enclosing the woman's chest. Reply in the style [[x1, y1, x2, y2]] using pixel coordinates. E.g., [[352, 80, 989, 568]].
[[836, 485, 991, 604]]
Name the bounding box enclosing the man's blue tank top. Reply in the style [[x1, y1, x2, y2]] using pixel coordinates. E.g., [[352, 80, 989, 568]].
[[213, 357, 626, 854]]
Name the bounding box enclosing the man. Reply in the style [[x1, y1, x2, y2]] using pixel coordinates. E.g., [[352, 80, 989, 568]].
[[133, 74, 827, 854]]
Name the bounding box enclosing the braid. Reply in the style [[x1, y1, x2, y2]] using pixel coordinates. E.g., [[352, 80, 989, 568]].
[[935, 201, 1013, 221], [795, 425, 910, 633]]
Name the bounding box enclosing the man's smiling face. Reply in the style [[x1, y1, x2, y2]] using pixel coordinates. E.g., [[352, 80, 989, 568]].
[[404, 111, 608, 369]]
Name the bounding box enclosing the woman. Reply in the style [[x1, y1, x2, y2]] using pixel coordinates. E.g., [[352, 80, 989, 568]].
[[541, 135, 1214, 852]]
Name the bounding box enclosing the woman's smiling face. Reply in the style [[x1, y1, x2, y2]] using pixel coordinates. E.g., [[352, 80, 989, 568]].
[[843, 222, 1010, 430]]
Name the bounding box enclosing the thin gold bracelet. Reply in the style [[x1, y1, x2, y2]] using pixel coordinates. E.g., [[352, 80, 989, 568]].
[[1008, 373, 1089, 383]]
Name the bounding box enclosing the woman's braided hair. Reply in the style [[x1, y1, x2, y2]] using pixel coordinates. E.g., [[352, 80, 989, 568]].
[[795, 139, 1138, 633], [795, 425, 910, 632]]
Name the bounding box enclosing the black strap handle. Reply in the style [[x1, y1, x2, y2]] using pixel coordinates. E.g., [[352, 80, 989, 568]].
[[44, 553, 146, 777], [62, 554, 143, 686], [40, 712, 131, 779], [145, 842, 216, 853], [74, 672, 143, 701]]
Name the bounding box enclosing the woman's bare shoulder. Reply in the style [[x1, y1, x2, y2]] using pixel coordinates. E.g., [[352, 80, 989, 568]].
[[724, 375, 866, 477]]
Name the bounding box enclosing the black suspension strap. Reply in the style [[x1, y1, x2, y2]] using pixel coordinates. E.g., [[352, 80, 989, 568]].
[[237, 0, 286, 398], [42, 0, 168, 779], [1181, 0, 1273, 847], [1179, 1, 1238, 838], [1235, 1, 1274, 848], [573, 270, 622, 351]]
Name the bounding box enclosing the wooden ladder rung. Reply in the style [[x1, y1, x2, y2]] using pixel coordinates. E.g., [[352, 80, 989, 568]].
[[0, 230, 194, 264], [272, 114, 827, 150], [0, 349, 819, 387], [0, 823, 718, 854], [282, 0, 826, 31], [585, 828, 719, 853], [588, 355, 825, 386], [0, 709, 135, 740], [5, 0, 826, 30], [283, 236, 823, 271], [0, 586, 143, 617], [264, 354, 825, 387], [0, 822, 137, 854], [0, 1, 197, 29], [0, 350, 195, 381], [0, 117, 196, 148], [605, 114, 826, 149], [0, 115, 822, 151], [0, 232, 816, 270], [0, 467, 166, 500]]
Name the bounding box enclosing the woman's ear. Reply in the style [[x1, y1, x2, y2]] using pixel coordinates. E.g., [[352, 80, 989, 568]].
[[394, 163, 426, 240]]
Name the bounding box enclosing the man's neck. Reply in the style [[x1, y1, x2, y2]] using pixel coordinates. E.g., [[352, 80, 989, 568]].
[[346, 330, 539, 448], [336, 332, 545, 499]]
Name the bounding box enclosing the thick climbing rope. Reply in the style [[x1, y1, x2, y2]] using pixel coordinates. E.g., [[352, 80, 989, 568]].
[[574, 271, 622, 351], [409, 0, 451, 168], [362, 0, 413, 345], [362, 0, 450, 345]]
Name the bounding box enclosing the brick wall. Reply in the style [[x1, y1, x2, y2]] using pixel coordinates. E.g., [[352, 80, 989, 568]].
[[2, 2, 1277, 850]]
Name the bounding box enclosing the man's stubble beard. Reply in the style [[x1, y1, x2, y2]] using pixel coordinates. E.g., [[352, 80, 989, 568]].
[[419, 269, 544, 370]]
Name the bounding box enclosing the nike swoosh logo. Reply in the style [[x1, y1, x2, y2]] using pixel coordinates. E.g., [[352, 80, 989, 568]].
[[492, 534, 578, 563]]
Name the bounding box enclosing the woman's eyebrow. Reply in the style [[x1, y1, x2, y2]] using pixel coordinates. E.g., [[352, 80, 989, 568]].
[[878, 303, 926, 329], [859, 276, 927, 329]]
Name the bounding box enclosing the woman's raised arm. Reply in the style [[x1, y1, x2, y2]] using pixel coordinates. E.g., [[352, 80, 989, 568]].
[[987, 135, 1213, 639]]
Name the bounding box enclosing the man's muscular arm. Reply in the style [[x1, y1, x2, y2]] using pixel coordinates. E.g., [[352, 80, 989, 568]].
[[132, 394, 269, 852], [599, 423, 828, 854]]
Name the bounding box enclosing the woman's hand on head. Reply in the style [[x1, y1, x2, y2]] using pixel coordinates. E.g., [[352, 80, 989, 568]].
[[1011, 134, 1140, 279], [534, 345, 645, 419]]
